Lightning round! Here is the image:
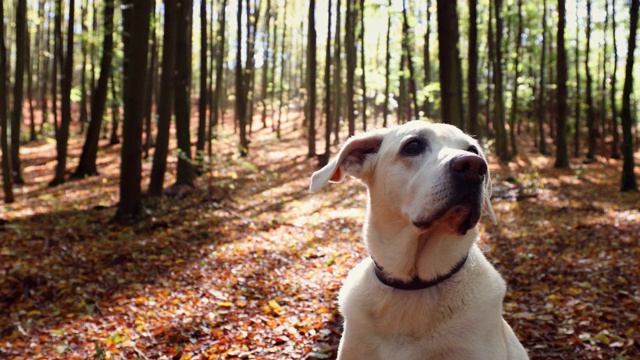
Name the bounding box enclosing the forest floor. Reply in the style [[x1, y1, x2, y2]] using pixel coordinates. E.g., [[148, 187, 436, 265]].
[[0, 114, 639, 360]]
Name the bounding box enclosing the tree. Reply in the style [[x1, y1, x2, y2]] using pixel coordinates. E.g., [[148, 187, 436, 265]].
[[345, 0, 356, 136], [492, 0, 508, 160], [554, 0, 569, 168], [620, 0, 638, 192], [10, 0, 27, 184], [114, 0, 153, 223], [307, 0, 317, 158], [584, 0, 596, 161], [209, 0, 228, 155], [436, 0, 464, 128], [51, 0, 76, 186], [537, 0, 548, 155], [423, 0, 432, 118], [573, 0, 581, 157], [382, 0, 392, 127], [174, 0, 196, 186], [509, 0, 523, 155], [320, 0, 332, 167], [236, 0, 249, 156], [73, 0, 115, 178], [359, 0, 367, 129], [149, 0, 178, 196], [401, 0, 418, 121], [332, 0, 342, 141], [467, 0, 479, 136], [196, 0, 208, 169], [609, 0, 620, 159], [0, 0, 14, 202]]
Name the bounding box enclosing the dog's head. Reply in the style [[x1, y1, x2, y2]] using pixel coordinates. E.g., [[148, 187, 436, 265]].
[[310, 121, 496, 235]]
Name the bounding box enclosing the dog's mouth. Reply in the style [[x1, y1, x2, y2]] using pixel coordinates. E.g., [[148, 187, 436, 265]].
[[412, 195, 482, 235]]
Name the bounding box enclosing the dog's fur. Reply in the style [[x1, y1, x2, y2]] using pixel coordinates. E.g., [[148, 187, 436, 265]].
[[310, 121, 528, 360]]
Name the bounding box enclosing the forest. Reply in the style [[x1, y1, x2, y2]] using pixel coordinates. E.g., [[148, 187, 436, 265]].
[[0, 0, 639, 358]]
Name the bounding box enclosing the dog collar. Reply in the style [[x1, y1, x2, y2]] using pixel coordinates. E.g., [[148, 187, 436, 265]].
[[373, 255, 468, 291]]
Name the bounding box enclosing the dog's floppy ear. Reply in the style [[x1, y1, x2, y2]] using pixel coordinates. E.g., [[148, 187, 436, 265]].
[[309, 132, 385, 193]]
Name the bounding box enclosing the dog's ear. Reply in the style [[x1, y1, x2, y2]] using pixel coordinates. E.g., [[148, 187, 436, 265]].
[[309, 132, 384, 192]]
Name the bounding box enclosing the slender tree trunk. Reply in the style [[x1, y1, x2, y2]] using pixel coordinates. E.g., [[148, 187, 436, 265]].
[[492, 0, 508, 160], [610, 0, 620, 159], [573, 0, 581, 157], [39, 0, 50, 136], [276, 0, 288, 139], [307, 0, 317, 158], [10, 0, 27, 184], [52, 0, 62, 137], [209, 0, 227, 155], [332, 0, 342, 142], [109, 73, 120, 144], [436, 0, 464, 128], [196, 0, 207, 170], [174, 0, 196, 185], [401, 0, 418, 121], [260, 0, 272, 129], [320, 0, 332, 166], [620, 0, 638, 192], [486, 0, 494, 137], [236, 0, 249, 155], [359, 0, 367, 129], [79, 0, 89, 134], [0, 0, 14, 202], [51, 0, 75, 186], [26, 30, 37, 141], [555, 0, 569, 168], [467, 0, 478, 136], [345, 0, 356, 136], [585, 0, 596, 161], [509, 0, 522, 155], [423, 0, 431, 118], [114, 0, 153, 223], [382, 0, 391, 127], [73, 0, 115, 178], [149, 0, 177, 196], [538, 0, 548, 155], [144, 3, 158, 159]]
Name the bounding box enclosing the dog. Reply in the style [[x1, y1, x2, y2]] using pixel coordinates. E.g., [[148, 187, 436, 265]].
[[310, 121, 528, 359]]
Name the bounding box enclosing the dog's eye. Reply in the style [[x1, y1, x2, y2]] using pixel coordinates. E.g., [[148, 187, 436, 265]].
[[401, 139, 426, 157], [467, 146, 479, 155]]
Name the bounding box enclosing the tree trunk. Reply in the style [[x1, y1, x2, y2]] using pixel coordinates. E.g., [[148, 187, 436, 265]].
[[196, 0, 207, 171], [332, 0, 342, 142], [537, 0, 548, 155], [73, 0, 115, 178], [114, 0, 153, 223], [585, 0, 596, 161], [260, 0, 272, 129], [423, 0, 431, 118], [401, 0, 418, 121], [10, 0, 27, 184], [610, 0, 620, 159], [174, 0, 196, 185], [436, 0, 464, 128], [620, 0, 638, 192], [509, 0, 522, 155], [149, 0, 177, 197], [236, 0, 249, 155], [345, 0, 356, 136], [0, 0, 14, 202], [307, 0, 317, 158], [573, 0, 581, 157], [26, 28, 37, 141], [109, 73, 120, 144], [209, 0, 227, 155], [79, 0, 89, 134], [467, 0, 478, 136], [555, 0, 569, 168], [359, 0, 367, 129], [51, 0, 75, 186], [492, 0, 508, 160], [382, 0, 391, 128], [276, 0, 288, 139], [320, 0, 332, 167], [144, 3, 158, 159]]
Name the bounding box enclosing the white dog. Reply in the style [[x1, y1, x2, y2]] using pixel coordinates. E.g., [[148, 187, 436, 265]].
[[310, 121, 528, 360]]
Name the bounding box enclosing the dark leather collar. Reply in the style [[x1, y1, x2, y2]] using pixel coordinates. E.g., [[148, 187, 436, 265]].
[[373, 254, 468, 290]]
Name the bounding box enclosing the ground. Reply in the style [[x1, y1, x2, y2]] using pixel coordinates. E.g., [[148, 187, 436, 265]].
[[0, 115, 639, 359]]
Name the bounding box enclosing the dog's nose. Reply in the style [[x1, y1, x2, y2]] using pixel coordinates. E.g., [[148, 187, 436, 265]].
[[450, 155, 487, 182]]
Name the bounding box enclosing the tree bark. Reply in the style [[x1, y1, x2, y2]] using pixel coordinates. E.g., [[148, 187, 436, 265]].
[[307, 0, 317, 158], [555, 0, 569, 168], [174, 0, 196, 185], [382, 0, 391, 127], [345, 0, 356, 136], [209, 0, 227, 155], [585, 0, 597, 161], [401, 0, 418, 121], [573, 0, 581, 157], [73, 0, 115, 178], [467, 0, 478, 136], [0, 0, 14, 202], [11, 0, 27, 184], [359, 0, 367, 129], [610, 0, 620, 159], [149, 0, 178, 196], [436, 0, 464, 128], [332, 0, 342, 142], [114, 0, 153, 223], [51, 0, 75, 186], [320, 0, 332, 167], [423, 0, 431, 118], [509, 0, 522, 155], [537, 0, 548, 155], [620, 0, 638, 192], [236, 0, 249, 155], [492, 0, 508, 160]]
